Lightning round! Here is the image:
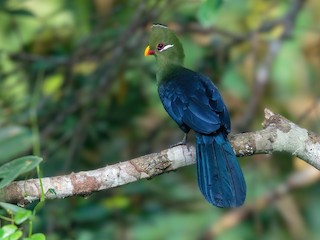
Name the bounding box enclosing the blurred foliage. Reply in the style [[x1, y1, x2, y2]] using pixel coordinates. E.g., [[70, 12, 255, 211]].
[[0, 0, 320, 239], [0, 202, 45, 239]]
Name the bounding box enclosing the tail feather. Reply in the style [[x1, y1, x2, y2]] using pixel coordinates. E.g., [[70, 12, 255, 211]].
[[196, 132, 246, 208]]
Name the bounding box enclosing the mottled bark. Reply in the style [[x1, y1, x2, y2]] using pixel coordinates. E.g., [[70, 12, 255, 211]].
[[230, 109, 320, 169], [1, 109, 319, 205]]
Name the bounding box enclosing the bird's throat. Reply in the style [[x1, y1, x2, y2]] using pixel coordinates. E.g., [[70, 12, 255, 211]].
[[155, 59, 182, 84]]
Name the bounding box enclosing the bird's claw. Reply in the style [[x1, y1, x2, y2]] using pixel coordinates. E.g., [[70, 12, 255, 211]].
[[170, 133, 188, 148]]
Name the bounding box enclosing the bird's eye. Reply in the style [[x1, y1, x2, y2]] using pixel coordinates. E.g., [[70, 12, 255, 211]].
[[157, 43, 165, 51]]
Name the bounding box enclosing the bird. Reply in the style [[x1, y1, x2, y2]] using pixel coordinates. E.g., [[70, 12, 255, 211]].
[[144, 24, 246, 208]]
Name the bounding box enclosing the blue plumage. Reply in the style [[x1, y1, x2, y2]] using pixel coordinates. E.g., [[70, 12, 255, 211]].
[[145, 24, 246, 207], [196, 133, 246, 207], [158, 66, 246, 208]]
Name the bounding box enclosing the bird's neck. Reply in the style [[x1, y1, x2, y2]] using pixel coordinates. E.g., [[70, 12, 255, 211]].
[[156, 59, 183, 84]]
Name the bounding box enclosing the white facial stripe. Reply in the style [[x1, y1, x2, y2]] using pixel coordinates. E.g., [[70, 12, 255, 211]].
[[152, 24, 168, 29], [159, 44, 174, 52]]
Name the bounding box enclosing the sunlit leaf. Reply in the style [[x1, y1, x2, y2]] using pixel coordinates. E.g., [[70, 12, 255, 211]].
[[14, 209, 32, 224], [102, 195, 130, 209], [6, 229, 23, 240], [42, 73, 63, 97], [0, 224, 18, 238]]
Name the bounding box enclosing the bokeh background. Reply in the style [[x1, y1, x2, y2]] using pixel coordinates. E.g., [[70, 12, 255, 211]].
[[1, 0, 320, 239]]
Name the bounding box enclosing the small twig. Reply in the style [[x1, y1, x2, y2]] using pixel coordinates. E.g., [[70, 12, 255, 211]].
[[9, 52, 69, 65], [179, 23, 242, 40], [296, 98, 320, 123]]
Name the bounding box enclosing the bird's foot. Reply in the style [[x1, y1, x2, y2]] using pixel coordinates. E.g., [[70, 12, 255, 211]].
[[170, 133, 188, 148]]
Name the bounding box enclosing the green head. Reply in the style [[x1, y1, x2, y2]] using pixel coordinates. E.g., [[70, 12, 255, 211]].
[[145, 24, 185, 66]]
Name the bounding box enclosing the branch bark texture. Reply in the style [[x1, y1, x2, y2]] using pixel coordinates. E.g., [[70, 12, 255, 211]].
[[1, 109, 319, 205]]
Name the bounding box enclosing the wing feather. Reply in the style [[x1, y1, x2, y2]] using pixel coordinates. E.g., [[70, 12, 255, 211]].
[[158, 67, 230, 134]]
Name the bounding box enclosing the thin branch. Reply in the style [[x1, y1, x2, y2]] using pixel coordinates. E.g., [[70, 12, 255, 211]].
[[9, 53, 68, 65], [1, 108, 319, 206], [296, 97, 320, 123]]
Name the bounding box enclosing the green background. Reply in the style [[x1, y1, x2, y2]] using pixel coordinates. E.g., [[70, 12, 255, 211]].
[[0, 0, 320, 239]]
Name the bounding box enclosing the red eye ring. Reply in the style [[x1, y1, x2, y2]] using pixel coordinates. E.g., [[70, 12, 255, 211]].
[[157, 43, 165, 51]]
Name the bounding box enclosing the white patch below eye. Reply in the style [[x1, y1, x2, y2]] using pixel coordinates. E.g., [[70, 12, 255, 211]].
[[153, 24, 168, 29], [159, 44, 174, 52]]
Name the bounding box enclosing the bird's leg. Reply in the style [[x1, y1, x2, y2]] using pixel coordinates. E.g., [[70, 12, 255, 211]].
[[171, 133, 188, 148]]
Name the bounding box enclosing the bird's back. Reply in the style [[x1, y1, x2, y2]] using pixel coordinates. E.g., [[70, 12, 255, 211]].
[[157, 66, 230, 135]]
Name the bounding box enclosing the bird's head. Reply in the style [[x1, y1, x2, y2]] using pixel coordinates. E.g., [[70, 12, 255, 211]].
[[144, 24, 184, 65]]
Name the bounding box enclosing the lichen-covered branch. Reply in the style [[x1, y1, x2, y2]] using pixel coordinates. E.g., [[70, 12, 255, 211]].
[[1, 108, 319, 205], [230, 109, 320, 169], [1, 146, 196, 206]]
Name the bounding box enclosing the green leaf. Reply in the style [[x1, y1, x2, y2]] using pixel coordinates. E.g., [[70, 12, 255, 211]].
[[6, 230, 23, 240], [0, 126, 34, 164], [29, 233, 46, 240], [1, 224, 18, 238], [102, 195, 130, 209], [0, 156, 42, 189], [0, 202, 25, 214], [42, 74, 63, 96], [14, 209, 32, 224]]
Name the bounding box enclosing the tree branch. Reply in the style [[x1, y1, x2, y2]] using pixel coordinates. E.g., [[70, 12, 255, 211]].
[[1, 108, 319, 205]]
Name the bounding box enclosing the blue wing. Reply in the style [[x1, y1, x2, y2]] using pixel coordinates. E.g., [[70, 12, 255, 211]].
[[158, 67, 246, 208], [158, 67, 230, 134]]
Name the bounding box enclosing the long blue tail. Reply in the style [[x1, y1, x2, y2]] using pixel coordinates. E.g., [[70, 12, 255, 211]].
[[196, 132, 246, 208]]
